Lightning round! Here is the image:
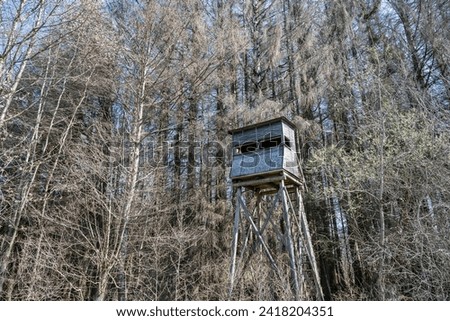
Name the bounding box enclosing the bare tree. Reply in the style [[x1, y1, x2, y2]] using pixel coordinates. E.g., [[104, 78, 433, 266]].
[[1, 0, 449, 301]]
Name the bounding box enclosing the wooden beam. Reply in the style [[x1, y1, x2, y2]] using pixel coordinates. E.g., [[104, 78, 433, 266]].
[[232, 170, 303, 190], [229, 187, 242, 297], [232, 174, 285, 188], [259, 187, 281, 235], [259, 187, 286, 247], [237, 195, 283, 281], [280, 180, 300, 300], [295, 188, 324, 300]]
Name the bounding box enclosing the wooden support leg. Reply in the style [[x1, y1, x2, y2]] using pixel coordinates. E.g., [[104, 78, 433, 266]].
[[237, 195, 283, 281], [296, 188, 324, 300], [281, 180, 300, 300], [229, 187, 241, 298], [229, 180, 322, 301], [294, 187, 305, 298]]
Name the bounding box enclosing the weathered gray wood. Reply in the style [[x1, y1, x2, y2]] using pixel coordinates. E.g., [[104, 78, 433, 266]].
[[282, 121, 296, 145], [237, 195, 282, 280], [232, 173, 285, 188], [231, 122, 283, 147], [230, 148, 284, 178], [241, 193, 262, 257], [230, 181, 324, 300], [280, 180, 300, 300], [297, 234, 305, 298], [257, 187, 288, 249], [229, 187, 242, 297], [229, 116, 296, 134], [283, 148, 300, 177], [259, 187, 281, 235], [230, 118, 301, 183], [296, 187, 324, 300]]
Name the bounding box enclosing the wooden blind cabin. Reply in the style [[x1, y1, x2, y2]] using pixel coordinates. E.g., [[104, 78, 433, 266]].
[[228, 117, 302, 193]]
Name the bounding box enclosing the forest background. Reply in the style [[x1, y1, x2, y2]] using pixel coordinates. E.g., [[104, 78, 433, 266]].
[[0, 0, 449, 300]]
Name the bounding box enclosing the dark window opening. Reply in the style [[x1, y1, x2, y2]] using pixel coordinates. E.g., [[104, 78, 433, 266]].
[[237, 142, 258, 154], [260, 136, 282, 149], [236, 136, 287, 154], [284, 136, 292, 148]]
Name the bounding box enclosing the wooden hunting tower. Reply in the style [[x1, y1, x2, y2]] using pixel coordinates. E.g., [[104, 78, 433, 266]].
[[229, 117, 300, 188], [228, 117, 323, 300]]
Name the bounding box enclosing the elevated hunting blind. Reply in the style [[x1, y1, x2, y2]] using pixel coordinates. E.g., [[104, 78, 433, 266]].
[[229, 117, 301, 192], [228, 117, 323, 300]]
